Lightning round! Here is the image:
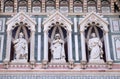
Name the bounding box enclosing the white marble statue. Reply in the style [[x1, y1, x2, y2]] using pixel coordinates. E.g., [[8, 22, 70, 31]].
[[50, 33, 65, 63], [13, 32, 28, 60], [88, 33, 104, 63]]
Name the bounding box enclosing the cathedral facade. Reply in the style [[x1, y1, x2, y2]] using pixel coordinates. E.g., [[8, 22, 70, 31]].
[[0, 0, 120, 79]]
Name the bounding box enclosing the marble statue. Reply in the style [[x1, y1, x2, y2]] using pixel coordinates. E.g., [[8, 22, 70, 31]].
[[88, 33, 104, 63], [50, 33, 65, 63], [13, 32, 28, 60]]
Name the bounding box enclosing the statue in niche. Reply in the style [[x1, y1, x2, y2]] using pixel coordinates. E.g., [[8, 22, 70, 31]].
[[13, 32, 28, 61], [88, 33, 104, 63], [50, 33, 65, 63]]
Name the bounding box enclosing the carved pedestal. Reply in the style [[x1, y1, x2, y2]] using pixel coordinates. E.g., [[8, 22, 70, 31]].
[[42, 60, 48, 69], [107, 61, 113, 69], [68, 60, 74, 69], [3, 60, 9, 69], [81, 60, 87, 69]]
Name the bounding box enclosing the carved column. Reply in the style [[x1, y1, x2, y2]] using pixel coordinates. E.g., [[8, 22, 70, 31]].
[[70, 0, 73, 13], [56, 0, 59, 9], [104, 32, 113, 68], [28, 0, 31, 12], [80, 31, 87, 68], [83, 0, 87, 13], [1, 0, 4, 12], [4, 30, 12, 68], [14, 0, 17, 12], [30, 30, 35, 67], [67, 31, 74, 68], [97, 0, 101, 13], [42, 0, 45, 13], [42, 30, 48, 68], [111, 0, 114, 13]]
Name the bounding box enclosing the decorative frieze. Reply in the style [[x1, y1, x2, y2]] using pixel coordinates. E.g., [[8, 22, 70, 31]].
[[0, 72, 120, 79]]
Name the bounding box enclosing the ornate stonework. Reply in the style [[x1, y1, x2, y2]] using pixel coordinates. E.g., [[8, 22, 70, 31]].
[[0, 0, 119, 78]]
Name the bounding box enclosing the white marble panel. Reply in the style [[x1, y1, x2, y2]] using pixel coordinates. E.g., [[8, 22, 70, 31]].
[[19, 7, 27, 12], [38, 18, 42, 32], [5, 7, 13, 13], [60, 7, 68, 13], [75, 35, 79, 61], [46, 7, 55, 13], [0, 18, 5, 32], [74, 7, 82, 13], [37, 35, 41, 61], [112, 35, 120, 61], [74, 17, 77, 32], [88, 6, 96, 12], [110, 18, 120, 32], [102, 7, 110, 13], [32, 7, 41, 13], [0, 35, 4, 61]]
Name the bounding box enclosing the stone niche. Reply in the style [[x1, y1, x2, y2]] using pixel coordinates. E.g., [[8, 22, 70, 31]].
[[42, 11, 74, 69], [79, 12, 113, 69], [3, 12, 36, 69]]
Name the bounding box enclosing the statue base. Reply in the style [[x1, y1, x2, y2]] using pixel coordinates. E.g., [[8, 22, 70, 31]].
[[89, 59, 104, 64], [48, 59, 68, 69], [11, 59, 28, 63], [50, 59, 66, 64]]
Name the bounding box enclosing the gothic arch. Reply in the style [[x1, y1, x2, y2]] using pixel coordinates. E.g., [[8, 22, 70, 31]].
[[42, 11, 74, 68], [79, 12, 113, 68], [4, 12, 36, 68]]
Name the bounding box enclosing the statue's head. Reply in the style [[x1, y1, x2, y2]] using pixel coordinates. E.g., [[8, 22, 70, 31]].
[[91, 33, 96, 38], [19, 32, 24, 38], [55, 33, 60, 39]]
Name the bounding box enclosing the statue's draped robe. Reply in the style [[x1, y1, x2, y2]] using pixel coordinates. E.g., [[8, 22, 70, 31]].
[[51, 39, 65, 59], [13, 38, 28, 59], [88, 37, 102, 59]]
